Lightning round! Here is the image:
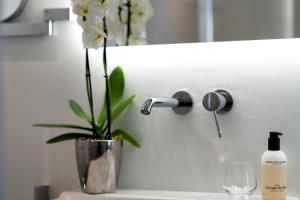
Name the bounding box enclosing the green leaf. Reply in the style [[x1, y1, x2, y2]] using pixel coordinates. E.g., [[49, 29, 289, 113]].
[[109, 66, 125, 108], [69, 100, 92, 124], [112, 129, 140, 148], [33, 123, 93, 131], [97, 66, 125, 126], [98, 103, 107, 127], [111, 95, 136, 123], [46, 133, 94, 144]]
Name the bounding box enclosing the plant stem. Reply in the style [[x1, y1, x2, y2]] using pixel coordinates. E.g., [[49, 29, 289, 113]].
[[102, 17, 112, 139], [85, 49, 96, 138], [125, 0, 132, 46], [118, 5, 123, 23]]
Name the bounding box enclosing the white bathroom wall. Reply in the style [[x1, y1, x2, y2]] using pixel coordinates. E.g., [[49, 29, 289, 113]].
[[3, 1, 300, 200], [1, 0, 70, 199], [100, 40, 300, 197], [4, 20, 300, 199]]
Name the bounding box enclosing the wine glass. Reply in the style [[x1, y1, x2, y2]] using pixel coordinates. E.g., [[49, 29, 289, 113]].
[[222, 161, 257, 200]]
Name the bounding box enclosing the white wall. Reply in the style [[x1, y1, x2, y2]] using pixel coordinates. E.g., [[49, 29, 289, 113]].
[[2, 1, 300, 200], [103, 40, 300, 196], [4, 22, 300, 199], [2, 0, 71, 199]]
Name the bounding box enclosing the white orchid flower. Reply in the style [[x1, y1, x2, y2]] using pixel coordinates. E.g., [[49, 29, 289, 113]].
[[131, 0, 154, 23], [105, 9, 126, 45], [79, 12, 107, 49], [89, 0, 119, 15], [76, 12, 104, 30], [130, 21, 146, 35], [71, 0, 153, 48], [71, 0, 90, 17], [72, 0, 105, 18], [73, 4, 90, 17], [82, 26, 107, 49], [128, 34, 147, 45], [87, 14, 105, 31]]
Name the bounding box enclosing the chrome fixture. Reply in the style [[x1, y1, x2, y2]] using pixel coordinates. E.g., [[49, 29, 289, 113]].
[[202, 90, 233, 137], [75, 139, 122, 194], [141, 91, 193, 115]]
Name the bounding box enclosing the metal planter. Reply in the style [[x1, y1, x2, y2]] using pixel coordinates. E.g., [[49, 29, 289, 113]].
[[75, 139, 122, 194]]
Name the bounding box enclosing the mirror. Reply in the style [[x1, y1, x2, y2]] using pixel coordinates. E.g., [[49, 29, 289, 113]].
[[0, 0, 28, 22], [147, 0, 299, 44]]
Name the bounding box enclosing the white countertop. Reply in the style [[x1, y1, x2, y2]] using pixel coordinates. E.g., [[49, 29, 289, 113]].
[[54, 189, 299, 200]]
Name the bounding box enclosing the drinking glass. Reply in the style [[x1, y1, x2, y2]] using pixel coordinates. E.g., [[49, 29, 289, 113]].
[[223, 162, 257, 200]]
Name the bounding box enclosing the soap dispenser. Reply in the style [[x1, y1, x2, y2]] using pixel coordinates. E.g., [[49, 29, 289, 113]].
[[261, 132, 287, 200]]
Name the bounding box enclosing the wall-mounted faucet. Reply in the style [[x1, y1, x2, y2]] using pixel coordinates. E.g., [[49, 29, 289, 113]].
[[202, 90, 233, 137], [141, 91, 193, 115]]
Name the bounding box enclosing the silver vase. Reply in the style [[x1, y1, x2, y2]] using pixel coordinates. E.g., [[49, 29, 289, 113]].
[[75, 139, 123, 194]]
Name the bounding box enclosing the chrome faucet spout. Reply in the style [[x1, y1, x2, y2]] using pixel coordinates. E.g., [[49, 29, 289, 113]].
[[141, 98, 179, 115], [141, 91, 193, 115]]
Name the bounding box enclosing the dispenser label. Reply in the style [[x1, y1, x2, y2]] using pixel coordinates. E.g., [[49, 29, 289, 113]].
[[265, 161, 287, 165]]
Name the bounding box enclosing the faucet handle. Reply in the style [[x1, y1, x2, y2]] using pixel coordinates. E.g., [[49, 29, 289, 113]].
[[202, 90, 233, 137], [202, 92, 226, 112], [202, 90, 233, 113]]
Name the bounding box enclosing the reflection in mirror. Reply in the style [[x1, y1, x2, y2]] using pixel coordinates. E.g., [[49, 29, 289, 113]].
[[147, 0, 298, 44], [0, 0, 28, 22], [0, 24, 3, 200]]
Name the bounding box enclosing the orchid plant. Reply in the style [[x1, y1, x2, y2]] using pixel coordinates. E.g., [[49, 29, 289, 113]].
[[35, 0, 153, 148]]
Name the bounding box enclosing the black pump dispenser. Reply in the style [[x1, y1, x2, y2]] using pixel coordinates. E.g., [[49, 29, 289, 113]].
[[268, 132, 283, 151]]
